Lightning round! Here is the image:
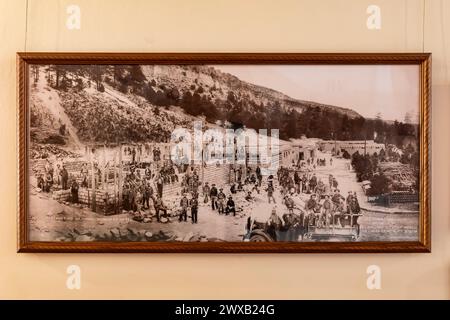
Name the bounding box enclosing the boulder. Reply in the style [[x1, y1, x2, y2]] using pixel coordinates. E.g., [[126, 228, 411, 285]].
[[207, 237, 225, 242], [164, 231, 175, 238], [189, 234, 201, 242], [126, 228, 137, 235], [95, 234, 107, 241], [126, 230, 139, 241], [183, 232, 194, 242], [75, 234, 95, 241], [160, 217, 169, 223], [144, 231, 153, 240], [110, 228, 121, 238]]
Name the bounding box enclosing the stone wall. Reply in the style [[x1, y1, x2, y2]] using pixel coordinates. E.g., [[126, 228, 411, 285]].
[[52, 187, 116, 209]]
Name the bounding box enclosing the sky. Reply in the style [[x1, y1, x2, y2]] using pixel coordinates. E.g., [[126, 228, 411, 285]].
[[214, 64, 420, 123]]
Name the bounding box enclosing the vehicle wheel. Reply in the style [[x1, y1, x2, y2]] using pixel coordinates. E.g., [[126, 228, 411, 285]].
[[249, 234, 270, 242]]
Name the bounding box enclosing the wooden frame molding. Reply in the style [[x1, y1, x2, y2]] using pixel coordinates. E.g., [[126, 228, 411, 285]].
[[17, 52, 431, 253]]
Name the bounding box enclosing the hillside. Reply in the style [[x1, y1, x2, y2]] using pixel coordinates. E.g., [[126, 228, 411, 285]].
[[30, 64, 412, 150], [30, 68, 205, 147], [140, 65, 362, 119]]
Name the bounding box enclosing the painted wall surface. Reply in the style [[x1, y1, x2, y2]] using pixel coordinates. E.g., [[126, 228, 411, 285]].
[[0, 0, 449, 299]]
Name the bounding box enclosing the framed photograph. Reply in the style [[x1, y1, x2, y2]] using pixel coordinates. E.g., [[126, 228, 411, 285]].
[[17, 53, 431, 253]]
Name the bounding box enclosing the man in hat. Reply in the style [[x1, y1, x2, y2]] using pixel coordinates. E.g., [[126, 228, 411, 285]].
[[190, 193, 199, 223], [306, 194, 318, 212], [122, 183, 130, 210], [236, 167, 242, 183], [335, 197, 347, 226], [153, 195, 167, 223], [37, 173, 45, 191], [284, 195, 295, 214], [256, 165, 262, 187], [267, 206, 284, 241], [209, 183, 218, 210], [225, 195, 236, 216], [266, 183, 276, 204], [70, 179, 79, 203], [294, 170, 301, 194], [129, 185, 137, 212], [321, 194, 333, 227], [60, 165, 69, 190], [332, 189, 345, 212], [346, 190, 354, 211], [202, 181, 210, 203], [309, 173, 318, 194], [251, 180, 260, 194], [316, 180, 326, 199], [179, 193, 189, 222], [328, 174, 334, 189], [332, 177, 339, 190], [301, 173, 308, 193], [349, 191, 361, 233], [305, 193, 318, 225], [352, 191, 360, 210], [217, 188, 226, 214], [54, 163, 61, 187], [81, 163, 89, 188], [142, 182, 153, 210], [145, 166, 152, 179], [282, 210, 301, 241], [131, 147, 136, 163], [230, 183, 237, 194], [45, 172, 53, 192], [156, 174, 164, 198]]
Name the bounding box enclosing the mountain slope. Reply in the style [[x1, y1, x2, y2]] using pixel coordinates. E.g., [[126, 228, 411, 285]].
[[141, 65, 362, 119], [30, 64, 373, 147]]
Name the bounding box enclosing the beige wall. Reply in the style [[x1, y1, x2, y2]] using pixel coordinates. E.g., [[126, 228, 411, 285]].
[[1, 0, 449, 299]]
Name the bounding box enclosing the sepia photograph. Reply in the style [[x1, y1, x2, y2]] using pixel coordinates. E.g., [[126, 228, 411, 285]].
[[18, 53, 430, 252], [4, 0, 450, 304]]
